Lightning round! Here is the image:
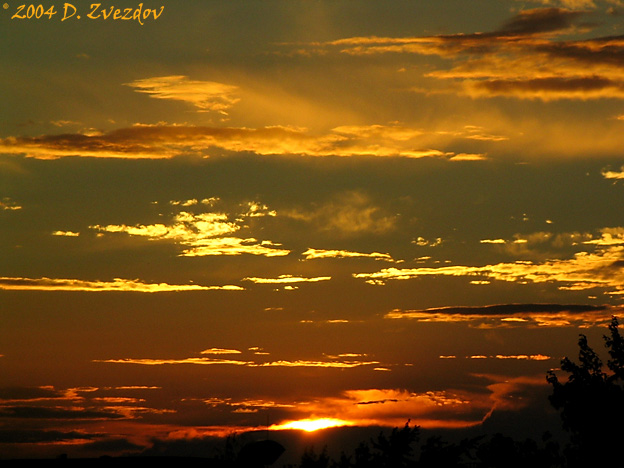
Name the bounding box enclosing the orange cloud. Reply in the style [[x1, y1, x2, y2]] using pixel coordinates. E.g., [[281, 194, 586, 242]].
[[200, 348, 242, 355], [96, 356, 379, 369], [279, 388, 487, 429]]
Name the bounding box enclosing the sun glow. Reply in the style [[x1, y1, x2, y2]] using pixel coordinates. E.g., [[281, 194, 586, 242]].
[[272, 418, 352, 432]]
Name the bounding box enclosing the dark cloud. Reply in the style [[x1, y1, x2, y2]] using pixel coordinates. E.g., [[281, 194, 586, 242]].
[[0, 406, 125, 420], [356, 398, 400, 405], [535, 35, 624, 66], [399, 303, 608, 316], [0, 429, 96, 444], [496, 8, 587, 36], [472, 76, 624, 96], [0, 386, 63, 401], [324, 7, 624, 101]]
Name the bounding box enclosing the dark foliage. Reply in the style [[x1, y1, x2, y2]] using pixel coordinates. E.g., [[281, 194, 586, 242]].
[[290, 428, 561, 468], [546, 316, 624, 468], [299, 446, 330, 468]]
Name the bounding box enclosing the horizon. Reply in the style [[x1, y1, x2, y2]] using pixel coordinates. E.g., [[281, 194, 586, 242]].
[[2, 0, 624, 462]]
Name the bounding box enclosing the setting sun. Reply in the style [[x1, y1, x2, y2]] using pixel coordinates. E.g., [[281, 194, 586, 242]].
[[272, 418, 353, 432]]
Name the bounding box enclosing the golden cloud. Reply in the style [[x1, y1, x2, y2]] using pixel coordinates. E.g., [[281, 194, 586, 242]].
[[301, 248, 395, 261], [0, 277, 242, 292], [0, 123, 491, 160], [356, 245, 624, 293], [243, 275, 331, 284], [125, 76, 241, 114], [602, 166, 624, 179], [0, 197, 22, 211], [288, 8, 624, 102], [90, 203, 290, 258], [180, 238, 290, 257]]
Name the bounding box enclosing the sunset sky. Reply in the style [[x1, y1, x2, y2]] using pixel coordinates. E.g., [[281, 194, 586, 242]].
[[2, 0, 624, 460]]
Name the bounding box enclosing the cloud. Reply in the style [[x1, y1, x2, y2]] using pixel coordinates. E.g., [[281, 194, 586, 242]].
[[291, 8, 624, 102], [284, 376, 549, 430], [516, 0, 605, 10], [283, 191, 397, 236], [443, 354, 552, 360], [0, 406, 125, 420], [356, 243, 624, 294], [602, 165, 624, 179], [412, 236, 443, 247], [478, 230, 599, 260], [52, 230, 80, 237], [498, 7, 588, 35], [243, 275, 332, 284], [200, 348, 242, 355], [462, 76, 624, 101], [0, 277, 242, 293], [179, 238, 290, 257], [0, 197, 22, 211], [0, 386, 65, 402], [385, 303, 612, 327], [582, 227, 624, 245], [303, 8, 587, 55], [92, 211, 237, 240], [91, 202, 290, 258], [0, 123, 495, 160], [97, 357, 254, 366], [254, 360, 379, 368], [449, 153, 489, 161], [275, 388, 487, 429], [301, 248, 395, 261], [96, 356, 378, 369], [0, 385, 173, 449], [96, 346, 381, 370], [124, 76, 241, 114], [201, 397, 296, 412], [477, 374, 549, 420], [0, 429, 97, 444]]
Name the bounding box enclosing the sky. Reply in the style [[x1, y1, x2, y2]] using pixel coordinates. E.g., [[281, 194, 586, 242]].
[[2, 0, 624, 461]]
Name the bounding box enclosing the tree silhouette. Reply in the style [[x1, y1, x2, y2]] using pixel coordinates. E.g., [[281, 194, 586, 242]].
[[418, 434, 481, 468], [352, 440, 376, 468], [369, 421, 419, 468], [546, 316, 624, 468], [299, 445, 330, 468]]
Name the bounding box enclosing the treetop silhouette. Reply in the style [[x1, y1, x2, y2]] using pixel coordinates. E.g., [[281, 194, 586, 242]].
[[546, 316, 624, 468]]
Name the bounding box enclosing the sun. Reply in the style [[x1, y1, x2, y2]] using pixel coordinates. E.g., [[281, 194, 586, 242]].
[[272, 418, 352, 432]]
